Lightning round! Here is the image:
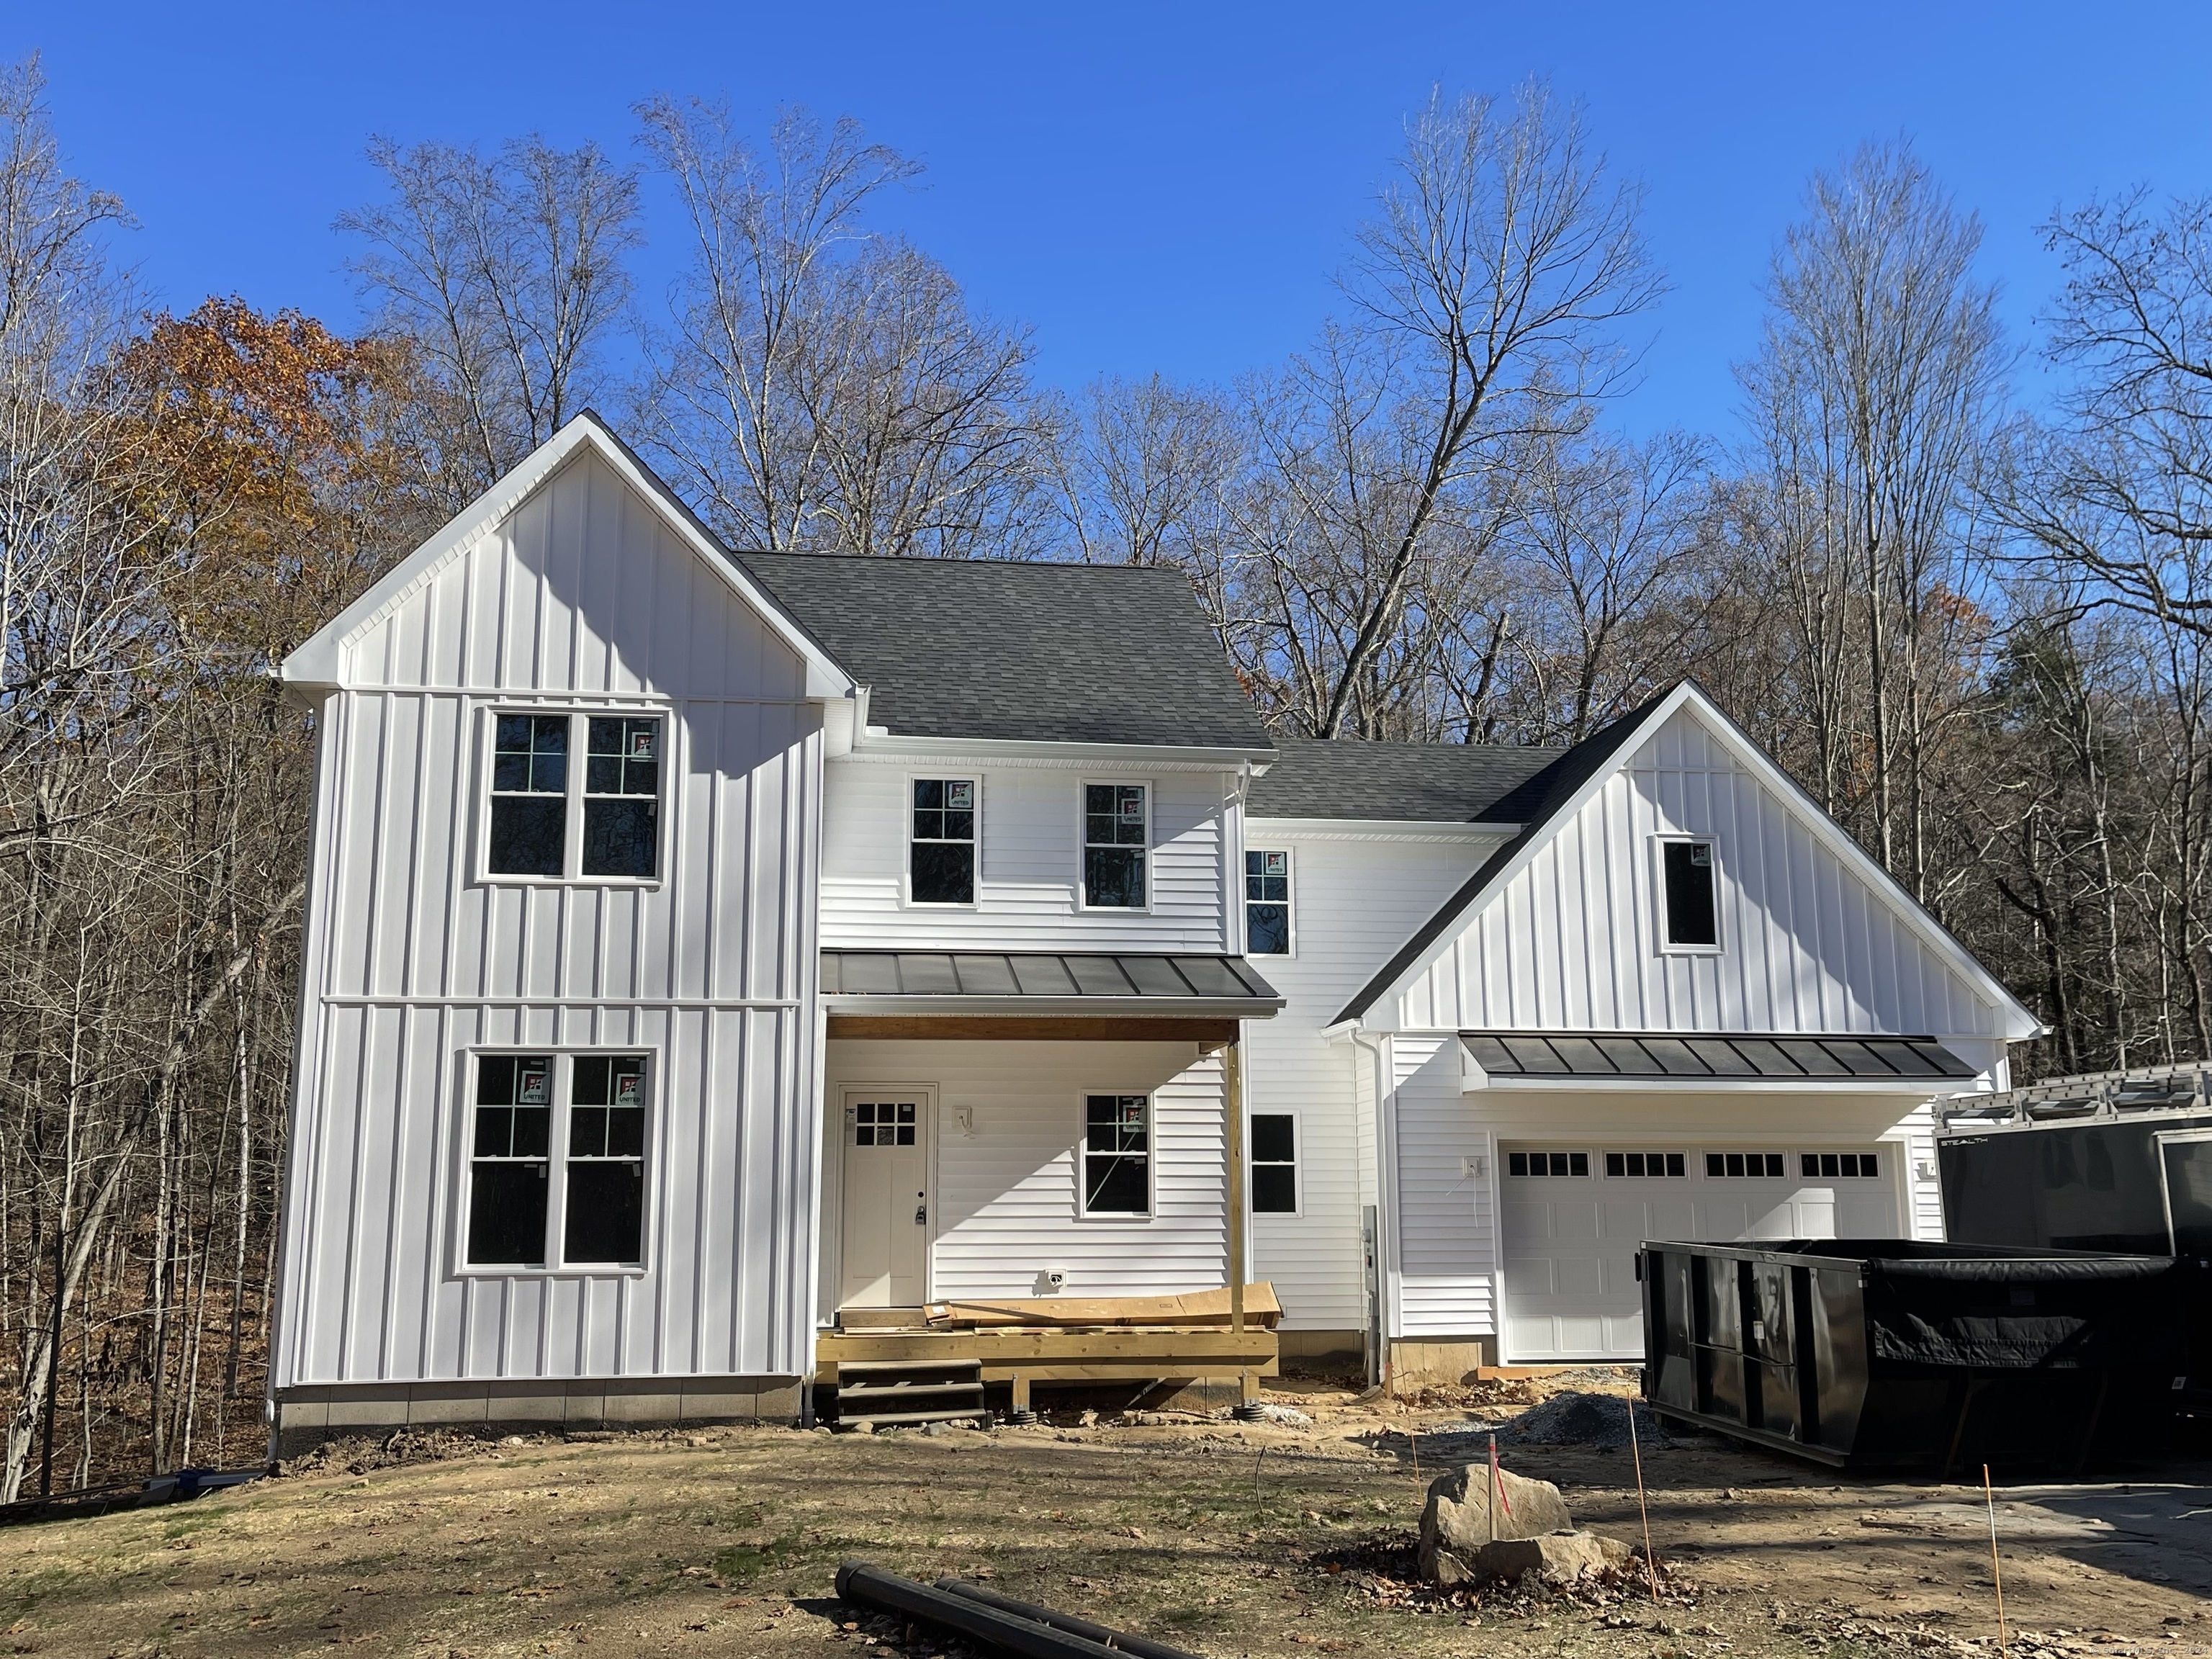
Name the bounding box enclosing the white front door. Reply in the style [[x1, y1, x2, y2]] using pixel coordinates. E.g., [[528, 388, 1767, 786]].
[[1500, 1142, 1902, 1362], [840, 1090, 931, 1308]]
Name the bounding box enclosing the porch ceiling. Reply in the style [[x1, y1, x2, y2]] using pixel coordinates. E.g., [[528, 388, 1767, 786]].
[[819, 950, 1284, 1020]]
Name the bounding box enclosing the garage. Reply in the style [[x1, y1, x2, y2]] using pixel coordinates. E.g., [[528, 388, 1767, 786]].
[[1498, 1142, 1903, 1362]]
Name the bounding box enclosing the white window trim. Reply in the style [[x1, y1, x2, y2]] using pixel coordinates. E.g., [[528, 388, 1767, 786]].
[[1244, 845, 1295, 958], [1248, 1107, 1303, 1219], [451, 1046, 660, 1277], [1074, 1088, 1155, 1220], [1077, 778, 1154, 914], [1653, 832, 1724, 956], [475, 704, 672, 889], [902, 773, 981, 910]]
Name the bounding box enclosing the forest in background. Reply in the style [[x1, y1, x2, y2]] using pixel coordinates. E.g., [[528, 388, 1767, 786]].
[[7, 53, 2212, 1495]]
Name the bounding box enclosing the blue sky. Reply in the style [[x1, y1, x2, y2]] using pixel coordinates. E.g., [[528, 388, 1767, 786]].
[[11, 2, 2212, 444]]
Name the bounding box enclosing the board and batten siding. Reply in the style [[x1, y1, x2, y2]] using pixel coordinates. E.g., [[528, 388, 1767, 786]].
[[820, 1040, 1228, 1310], [819, 757, 1237, 951], [1238, 825, 1503, 1333], [1388, 709, 2008, 1043], [276, 446, 826, 1393]]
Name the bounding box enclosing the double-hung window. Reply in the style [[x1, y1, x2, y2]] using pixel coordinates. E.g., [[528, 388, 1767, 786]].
[[1083, 784, 1148, 908], [466, 1052, 650, 1269], [1659, 837, 1719, 950], [1250, 1112, 1298, 1213], [1246, 850, 1291, 954], [910, 779, 977, 904], [1081, 1094, 1150, 1214], [487, 711, 664, 881]]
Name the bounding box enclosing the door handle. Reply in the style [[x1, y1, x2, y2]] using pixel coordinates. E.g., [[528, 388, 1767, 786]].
[[914, 1196, 927, 1226]]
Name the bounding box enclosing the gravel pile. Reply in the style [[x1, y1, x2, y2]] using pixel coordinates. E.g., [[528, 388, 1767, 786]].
[[1498, 1390, 1671, 1449]]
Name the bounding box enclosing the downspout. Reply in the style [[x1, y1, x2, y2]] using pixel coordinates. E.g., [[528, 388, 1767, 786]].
[[1349, 1026, 1393, 1393]]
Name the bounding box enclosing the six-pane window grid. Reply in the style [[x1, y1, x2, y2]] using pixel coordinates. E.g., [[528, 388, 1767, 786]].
[[1802, 1151, 1879, 1178], [1707, 1152, 1787, 1177], [1604, 1151, 1686, 1177], [1507, 1151, 1589, 1177], [489, 715, 569, 876], [1246, 850, 1290, 954], [1082, 1094, 1149, 1212], [854, 1102, 917, 1146], [565, 1056, 646, 1264], [1250, 1112, 1297, 1213], [1083, 785, 1147, 908], [910, 780, 976, 904], [489, 713, 662, 878]]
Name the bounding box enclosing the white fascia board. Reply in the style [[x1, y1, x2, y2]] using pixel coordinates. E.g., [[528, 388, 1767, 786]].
[[847, 732, 1277, 772], [280, 413, 855, 701], [1246, 817, 1521, 843], [824, 995, 1285, 1018]]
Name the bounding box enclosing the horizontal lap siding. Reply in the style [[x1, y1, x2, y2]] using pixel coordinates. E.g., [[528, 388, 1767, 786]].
[[820, 1040, 1227, 1310], [1389, 1038, 1495, 1337], [277, 447, 822, 1391], [1241, 829, 1498, 1331], [1395, 710, 2003, 1045], [820, 760, 1233, 951]]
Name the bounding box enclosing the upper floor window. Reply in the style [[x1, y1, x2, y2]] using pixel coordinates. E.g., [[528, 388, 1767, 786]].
[[1246, 850, 1291, 954], [1659, 838, 1718, 950], [911, 779, 977, 904], [487, 711, 663, 881], [1083, 783, 1148, 909]]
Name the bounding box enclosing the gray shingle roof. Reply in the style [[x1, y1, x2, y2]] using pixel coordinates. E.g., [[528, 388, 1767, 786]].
[[735, 552, 1273, 750], [1246, 737, 1564, 822]]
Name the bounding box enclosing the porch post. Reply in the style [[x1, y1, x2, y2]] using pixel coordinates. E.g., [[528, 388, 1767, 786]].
[[1226, 1036, 1245, 1336]]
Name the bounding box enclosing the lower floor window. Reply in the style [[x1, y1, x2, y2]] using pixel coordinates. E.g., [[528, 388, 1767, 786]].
[[1250, 1112, 1298, 1213], [1707, 1151, 1786, 1178], [1803, 1151, 1880, 1179], [467, 1051, 649, 1269], [1082, 1094, 1150, 1214]]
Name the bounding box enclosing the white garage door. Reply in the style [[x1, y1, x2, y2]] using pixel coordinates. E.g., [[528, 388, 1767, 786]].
[[1500, 1144, 1902, 1362]]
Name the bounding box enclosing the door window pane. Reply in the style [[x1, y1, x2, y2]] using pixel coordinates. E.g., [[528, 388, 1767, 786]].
[[911, 779, 977, 904], [1083, 785, 1147, 908], [489, 716, 568, 876], [1082, 1094, 1150, 1213], [582, 717, 661, 878], [468, 1054, 552, 1264]]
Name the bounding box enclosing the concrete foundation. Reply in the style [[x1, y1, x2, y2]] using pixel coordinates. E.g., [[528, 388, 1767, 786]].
[[271, 1375, 805, 1458]]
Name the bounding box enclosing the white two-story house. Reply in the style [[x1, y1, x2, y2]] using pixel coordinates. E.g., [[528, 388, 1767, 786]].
[[267, 414, 2037, 1449]]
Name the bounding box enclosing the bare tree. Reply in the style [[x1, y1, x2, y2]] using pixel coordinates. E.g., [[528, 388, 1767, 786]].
[[338, 133, 641, 487], [632, 99, 1047, 557]]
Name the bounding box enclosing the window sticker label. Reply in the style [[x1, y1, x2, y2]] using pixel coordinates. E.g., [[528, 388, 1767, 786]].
[[1120, 796, 1143, 822], [518, 1066, 548, 1104], [616, 1072, 639, 1102], [947, 781, 974, 809], [1261, 851, 1287, 876], [630, 728, 655, 760]]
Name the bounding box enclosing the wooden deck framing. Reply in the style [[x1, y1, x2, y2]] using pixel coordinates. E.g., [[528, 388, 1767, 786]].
[[814, 1325, 1280, 1385]]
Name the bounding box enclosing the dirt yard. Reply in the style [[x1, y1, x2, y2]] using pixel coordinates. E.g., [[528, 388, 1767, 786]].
[[2, 1372, 2208, 1659]]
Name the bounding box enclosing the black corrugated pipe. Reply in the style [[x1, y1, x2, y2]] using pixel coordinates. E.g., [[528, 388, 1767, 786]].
[[834, 1562, 1202, 1659], [934, 1576, 1202, 1659]]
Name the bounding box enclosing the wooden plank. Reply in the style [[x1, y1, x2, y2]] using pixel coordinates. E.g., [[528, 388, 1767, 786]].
[[821, 1359, 1280, 1384], [922, 1283, 1282, 1329], [826, 1015, 1240, 1043]]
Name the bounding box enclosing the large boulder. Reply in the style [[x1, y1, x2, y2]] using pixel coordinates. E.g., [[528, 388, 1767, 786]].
[[1473, 1529, 1634, 1586], [1418, 1462, 1576, 1584]]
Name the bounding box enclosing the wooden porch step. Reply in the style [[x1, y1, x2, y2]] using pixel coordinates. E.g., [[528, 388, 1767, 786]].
[[833, 1357, 984, 1431]]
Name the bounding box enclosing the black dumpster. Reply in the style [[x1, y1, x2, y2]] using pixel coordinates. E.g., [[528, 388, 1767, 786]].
[[1639, 1238, 2190, 1470]]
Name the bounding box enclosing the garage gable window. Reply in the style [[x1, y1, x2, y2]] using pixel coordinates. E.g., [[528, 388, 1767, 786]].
[[1659, 838, 1719, 950], [1802, 1151, 1880, 1178], [1507, 1151, 1589, 1177], [1605, 1151, 1686, 1178], [1706, 1151, 1786, 1177]]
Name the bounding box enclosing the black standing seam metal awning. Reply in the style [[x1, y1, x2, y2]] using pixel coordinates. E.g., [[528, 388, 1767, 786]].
[[1461, 1030, 1977, 1082], [821, 950, 1283, 1007]]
